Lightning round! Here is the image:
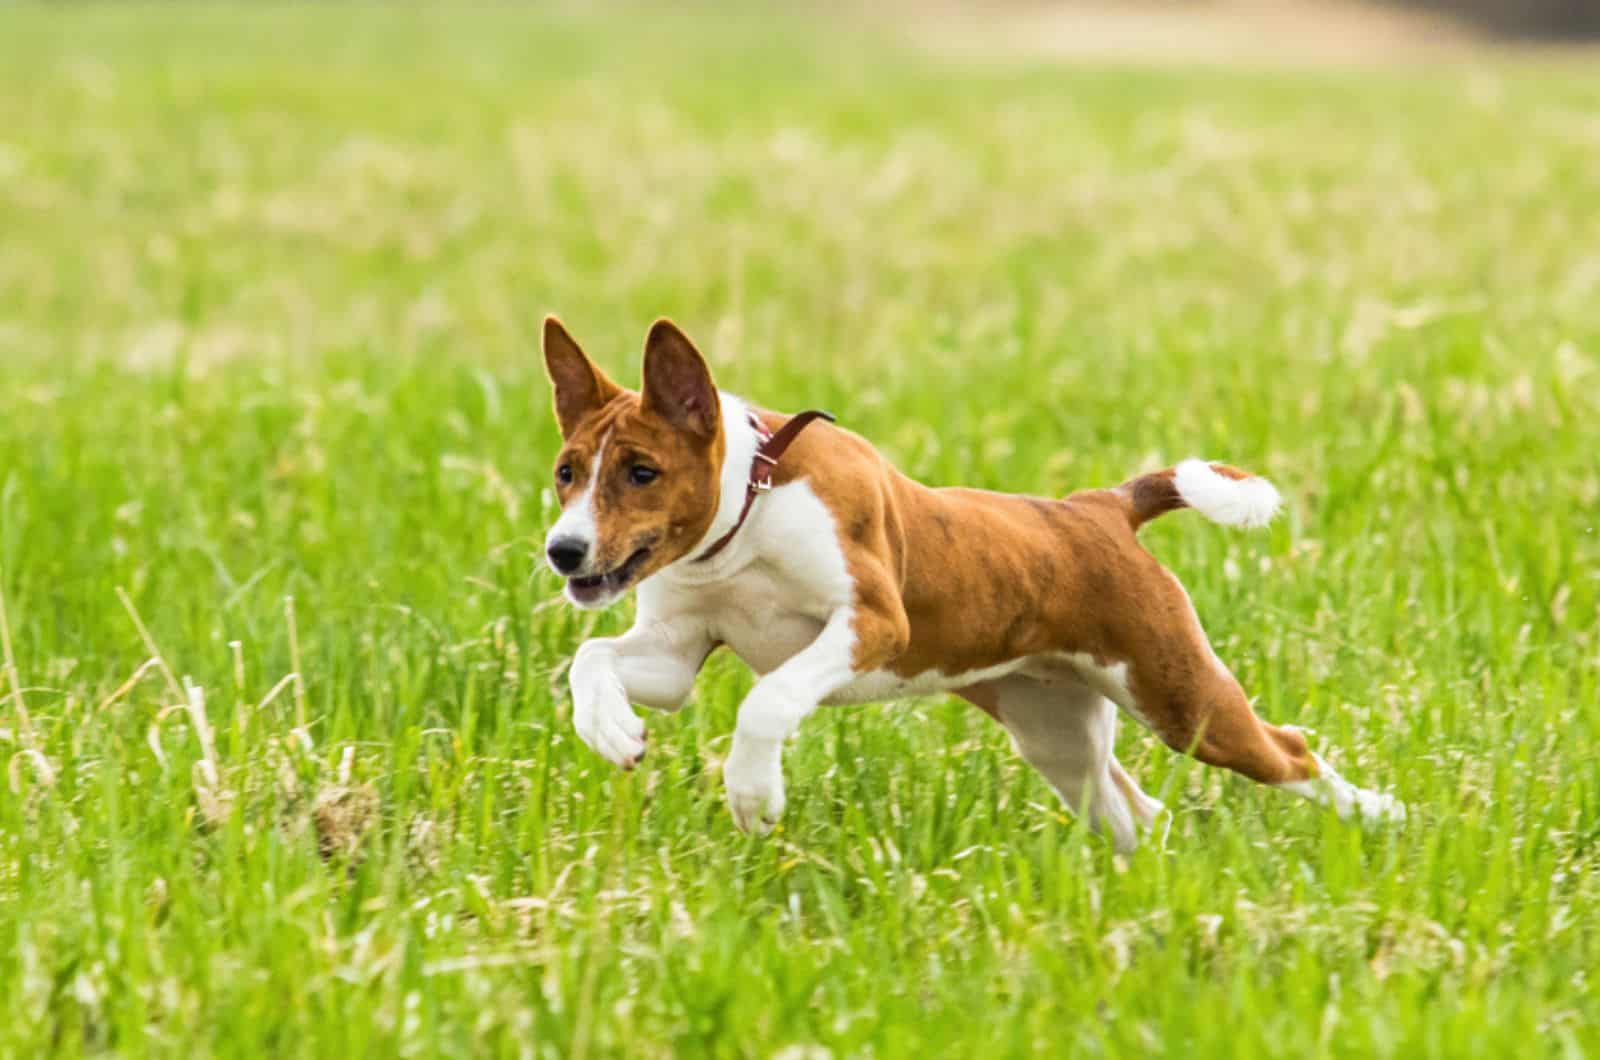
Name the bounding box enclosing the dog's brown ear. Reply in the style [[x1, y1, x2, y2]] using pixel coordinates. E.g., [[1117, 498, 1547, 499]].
[[641, 319, 719, 440], [543, 316, 620, 438]]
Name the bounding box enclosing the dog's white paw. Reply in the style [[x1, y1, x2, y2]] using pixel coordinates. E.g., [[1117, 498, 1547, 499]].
[[1322, 766, 1406, 826], [1351, 786, 1407, 825], [1286, 758, 1406, 827], [724, 741, 785, 835], [573, 697, 647, 770], [570, 646, 648, 770]]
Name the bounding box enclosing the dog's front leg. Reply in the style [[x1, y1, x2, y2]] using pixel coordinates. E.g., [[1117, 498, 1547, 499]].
[[570, 614, 709, 770], [723, 604, 904, 835]]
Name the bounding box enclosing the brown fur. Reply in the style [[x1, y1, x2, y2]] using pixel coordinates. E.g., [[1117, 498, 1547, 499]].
[[545, 318, 728, 585], [758, 412, 1320, 786], [546, 316, 1319, 791]]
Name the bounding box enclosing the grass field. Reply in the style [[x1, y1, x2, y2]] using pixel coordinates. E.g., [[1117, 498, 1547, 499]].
[[2, 5, 1598, 1056]]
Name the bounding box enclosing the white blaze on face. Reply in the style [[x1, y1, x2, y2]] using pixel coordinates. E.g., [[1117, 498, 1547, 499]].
[[545, 431, 609, 576]]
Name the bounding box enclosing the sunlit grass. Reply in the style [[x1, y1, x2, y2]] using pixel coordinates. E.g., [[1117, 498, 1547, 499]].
[[0, 5, 1597, 1056]]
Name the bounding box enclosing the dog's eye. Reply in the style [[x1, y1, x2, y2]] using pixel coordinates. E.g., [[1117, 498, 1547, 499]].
[[628, 465, 659, 486], [556, 464, 574, 486]]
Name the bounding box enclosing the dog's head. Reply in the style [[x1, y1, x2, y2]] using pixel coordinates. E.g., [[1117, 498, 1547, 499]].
[[541, 316, 725, 609]]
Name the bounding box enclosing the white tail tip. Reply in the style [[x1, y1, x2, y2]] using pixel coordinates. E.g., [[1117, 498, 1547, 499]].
[[1173, 459, 1281, 529]]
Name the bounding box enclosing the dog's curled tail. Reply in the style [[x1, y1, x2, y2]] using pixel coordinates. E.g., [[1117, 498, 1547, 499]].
[[1118, 460, 1281, 531]]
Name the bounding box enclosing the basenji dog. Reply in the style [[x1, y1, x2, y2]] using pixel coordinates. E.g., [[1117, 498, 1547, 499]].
[[541, 316, 1404, 848]]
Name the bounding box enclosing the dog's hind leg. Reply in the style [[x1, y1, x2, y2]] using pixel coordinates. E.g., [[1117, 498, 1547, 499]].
[[960, 675, 1165, 853], [1109, 570, 1405, 824], [1139, 662, 1404, 823]]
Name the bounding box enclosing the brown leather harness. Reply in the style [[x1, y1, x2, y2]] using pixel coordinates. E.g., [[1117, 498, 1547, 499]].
[[694, 409, 835, 562]]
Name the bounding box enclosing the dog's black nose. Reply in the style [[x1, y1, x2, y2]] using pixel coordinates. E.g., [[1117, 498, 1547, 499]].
[[546, 538, 588, 575]]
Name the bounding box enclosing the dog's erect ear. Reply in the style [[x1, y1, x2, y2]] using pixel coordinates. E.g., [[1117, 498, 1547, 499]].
[[641, 319, 719, 440], [543, 316, 620, 438]]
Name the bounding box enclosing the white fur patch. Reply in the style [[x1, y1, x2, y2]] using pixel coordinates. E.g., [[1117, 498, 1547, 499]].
[[987, 676, 1164, 853], [1060, 652, 1159, 730], [1277, 754, 1407, 824], [653, 401, 857, 676], [1173, 459, 1281, 529], [829, 658, 1028, 706], [545, 429, 610, 568], [1063, 652, 1133, 705], [723, 607, 859, 834], [677, 393, 764, 575]]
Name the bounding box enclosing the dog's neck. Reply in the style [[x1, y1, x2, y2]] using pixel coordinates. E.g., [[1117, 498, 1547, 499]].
[[659, 392, 765, 585]]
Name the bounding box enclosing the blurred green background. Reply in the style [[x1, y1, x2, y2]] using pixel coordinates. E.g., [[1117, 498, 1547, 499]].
[[1, 4, 1597, 1057]]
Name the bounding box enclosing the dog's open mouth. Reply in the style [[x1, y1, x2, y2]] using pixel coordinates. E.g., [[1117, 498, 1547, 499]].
[[566, 547, 652, 606]]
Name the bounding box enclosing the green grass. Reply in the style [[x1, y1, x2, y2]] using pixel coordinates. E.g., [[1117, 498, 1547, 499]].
[[2, 5, 1598, 1056]]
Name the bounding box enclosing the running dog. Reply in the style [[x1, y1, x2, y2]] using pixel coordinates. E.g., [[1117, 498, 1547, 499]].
[[541, 316, 1403, 847]]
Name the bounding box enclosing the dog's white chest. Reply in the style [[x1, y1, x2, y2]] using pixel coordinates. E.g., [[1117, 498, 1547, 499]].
[[648, 479, 857, 677], [700, 563, 830, 675]]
